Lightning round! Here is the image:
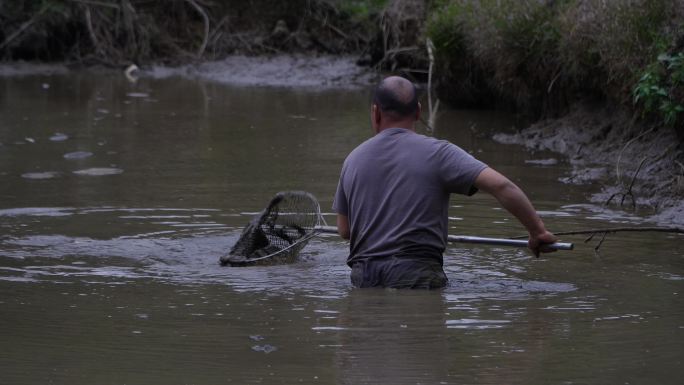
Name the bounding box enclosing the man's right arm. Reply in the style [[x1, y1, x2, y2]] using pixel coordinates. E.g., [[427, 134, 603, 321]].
[[473, 167, 557, 256]]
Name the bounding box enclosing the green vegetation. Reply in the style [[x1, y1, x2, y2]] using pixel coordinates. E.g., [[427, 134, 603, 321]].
[[634, 53, 684, 126], [427, 0, 572, 111], [338, 0, 388, 20], [0, 0, 379, 64], [426, 0, 684, 134]]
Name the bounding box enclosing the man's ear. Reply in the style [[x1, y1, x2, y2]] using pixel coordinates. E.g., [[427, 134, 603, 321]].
[[371, 104, 381, 130]]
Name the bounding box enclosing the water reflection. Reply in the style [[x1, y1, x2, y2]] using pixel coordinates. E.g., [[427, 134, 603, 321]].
[[332, 290, 450, 385]]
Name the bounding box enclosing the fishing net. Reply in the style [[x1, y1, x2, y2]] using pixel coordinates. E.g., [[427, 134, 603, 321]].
[[220, 191, 324, 266]]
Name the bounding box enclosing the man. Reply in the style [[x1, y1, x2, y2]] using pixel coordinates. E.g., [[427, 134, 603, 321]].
[[333, 76, 558, 289]]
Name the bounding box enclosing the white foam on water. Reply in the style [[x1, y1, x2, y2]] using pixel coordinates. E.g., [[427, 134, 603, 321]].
[[445, 318, 511, 329], [49, 133, 69, 142], [73, 167, 124, 176], [64, 151, 93, 160], [21, 171, 60, 179]]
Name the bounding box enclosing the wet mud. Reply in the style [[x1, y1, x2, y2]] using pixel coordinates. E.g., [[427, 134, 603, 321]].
[[495, 103, 684, 226], [144, 55, 376, 88]]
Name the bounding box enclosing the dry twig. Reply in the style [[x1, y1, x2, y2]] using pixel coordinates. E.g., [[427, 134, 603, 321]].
[[425, 38, 439, 134], [514, 226, 684, 253], [514, 226, 684, 239], [605, 156, 648, 209], [185, 0, 210, 58], [66, 0, 119, 9], [616, 126, 655, 183], [84, 6, 104, 57]]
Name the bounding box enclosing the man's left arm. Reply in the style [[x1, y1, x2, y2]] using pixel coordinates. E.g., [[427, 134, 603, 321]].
[[474, 167, 558, 256]]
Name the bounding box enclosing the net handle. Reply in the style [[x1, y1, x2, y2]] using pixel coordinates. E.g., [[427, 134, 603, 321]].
[[314, 225, 573, 251]]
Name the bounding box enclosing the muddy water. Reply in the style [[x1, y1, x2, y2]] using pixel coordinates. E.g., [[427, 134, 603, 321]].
[[0, 71, 682, 385]]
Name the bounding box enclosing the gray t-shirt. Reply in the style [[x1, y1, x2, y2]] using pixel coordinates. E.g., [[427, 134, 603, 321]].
[[333, 127, 487, 266]]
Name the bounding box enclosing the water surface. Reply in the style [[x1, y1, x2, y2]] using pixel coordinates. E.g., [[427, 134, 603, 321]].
[[0, 71, 682, 385]]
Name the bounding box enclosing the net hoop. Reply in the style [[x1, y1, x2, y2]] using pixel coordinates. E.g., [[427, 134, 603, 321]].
[[221, 191, 325, 266]]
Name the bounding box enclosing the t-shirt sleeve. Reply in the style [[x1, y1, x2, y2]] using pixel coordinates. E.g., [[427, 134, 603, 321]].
[[437, 142, 488, 196], [332, 168, 348, 216]]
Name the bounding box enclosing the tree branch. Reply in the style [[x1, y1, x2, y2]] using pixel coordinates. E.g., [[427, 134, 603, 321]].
[[0, 5, 51, 50], [185, 0, 210, 58], [513, 226, 684, 239]]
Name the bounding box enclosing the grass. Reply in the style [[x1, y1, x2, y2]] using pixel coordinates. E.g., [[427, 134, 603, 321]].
[[338, 0, 388, 20], [426, 0, 684, 131]]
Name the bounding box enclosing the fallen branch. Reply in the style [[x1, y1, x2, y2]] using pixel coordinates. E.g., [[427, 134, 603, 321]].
[[385, 45, 420, 55], [514, 226, 684, 238], [514, 226, 684, 254], [616, 126, 655, 183], [0, 5, 51, 50], [590, 232, 609, 254], [559, 227, 682, 237], [84, 6, 105, 57], [426, 38, 439, 134], [66, 0, 119, 9], [605, 156, 648, 209], [185, 0, 210, 58], [324, 21, 350, 40]]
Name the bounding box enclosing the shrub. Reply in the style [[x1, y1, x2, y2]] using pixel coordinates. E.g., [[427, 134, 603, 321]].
[[426, 0, 684, 131], [634, 52, 684, 127], [427, 0, 571, 113]]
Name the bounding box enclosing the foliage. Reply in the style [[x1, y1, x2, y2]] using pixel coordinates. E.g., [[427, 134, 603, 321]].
[[0, 0, 380, 63], [338, 0, 388, 20], [425, 0, 684, 131], [634, 53, 684, 126], [426, 0, 571, 112]]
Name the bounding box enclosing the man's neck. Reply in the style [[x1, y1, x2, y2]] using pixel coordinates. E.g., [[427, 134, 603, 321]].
[[376, 121, 415, 134]]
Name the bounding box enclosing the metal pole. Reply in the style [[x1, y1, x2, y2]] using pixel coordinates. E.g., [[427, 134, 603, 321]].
[[315, 226, 574, 251]]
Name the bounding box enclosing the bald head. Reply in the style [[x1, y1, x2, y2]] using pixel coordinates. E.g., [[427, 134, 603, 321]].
[[372, 76, 419, 120]]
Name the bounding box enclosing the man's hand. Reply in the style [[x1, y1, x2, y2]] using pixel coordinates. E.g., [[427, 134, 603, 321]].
[[528, 230, 558, 257], [474, 168, 559, 257]]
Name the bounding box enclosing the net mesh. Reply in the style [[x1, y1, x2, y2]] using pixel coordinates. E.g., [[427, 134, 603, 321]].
[[220, 191, 323, 266]]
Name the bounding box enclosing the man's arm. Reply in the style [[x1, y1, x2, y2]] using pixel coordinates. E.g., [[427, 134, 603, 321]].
[[474, 167, 557, 256], [337, 214, 350, 240]]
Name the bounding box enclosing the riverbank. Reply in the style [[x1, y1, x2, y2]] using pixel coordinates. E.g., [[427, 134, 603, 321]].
[[427, 0, 684, 227], [0, 55, 376, 89], [143, 55, 376, 88], [495, 102, 684, 227]]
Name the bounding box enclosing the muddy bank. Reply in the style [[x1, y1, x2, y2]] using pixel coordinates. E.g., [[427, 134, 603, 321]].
[[0, 62, 68, 76], [494, 103, 684, 226], [145, 55, 376, 88], [0, 55, 375, 89]]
